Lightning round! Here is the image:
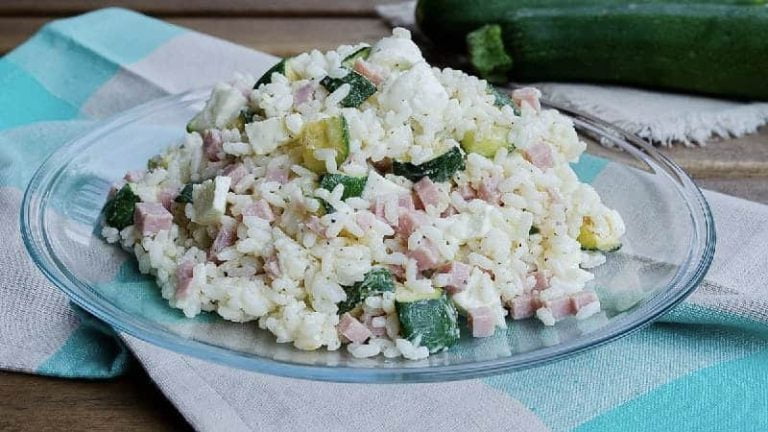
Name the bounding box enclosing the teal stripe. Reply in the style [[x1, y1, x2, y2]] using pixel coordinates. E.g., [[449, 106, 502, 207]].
[[576, 348, 768, 432], [37, 305, 129, 378], [0, 61, 79, 130], [1, 8, 182, 130], [484, 311, 768, 431], [571, 153, 609, 184]]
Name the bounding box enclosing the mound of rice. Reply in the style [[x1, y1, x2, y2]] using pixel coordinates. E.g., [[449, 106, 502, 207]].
[[102, 28, 625, 360]]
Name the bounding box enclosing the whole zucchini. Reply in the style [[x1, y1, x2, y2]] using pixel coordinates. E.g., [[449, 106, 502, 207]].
[[416, 1, 768, 100]]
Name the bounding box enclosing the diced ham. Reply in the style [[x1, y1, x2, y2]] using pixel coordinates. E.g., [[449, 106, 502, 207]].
[[361, 312, 387, 338], [571, 291, 599, 312], [441, 205, 459, 218], [156, 186, 179, 211], [265, 165, 289, 184], [413, 177, 446, 210], [306, 215, 327, 238], [338, 313, 372, 344], [203, 129, 223, 162], [532, 271, 550, 291], [477, 176, 501, 205], [409, 239, 442, 271], [134, 202, 173, 236], [223, 163, 248, 188], [356, 211, 376, 231], [508, 294, 540, 320], [264, 255, 282, 279], [544, 296, 576, 320], [210, 217, 237, 261], [388, 264, 406, 281], [437, 262, 471, 294], [511, 87, 542, 113], [374, 194, 415, 225], [293, 83, 315, 106], [124, 170, 146, 183], [242, 199, 274, 222], [176, 260, 195, 298], [458, 184, 476, 200], [524, 142, 554, 170], [467, 306, 496, 338], [397, 210, 430, 238], [354, 59, 384, 86]]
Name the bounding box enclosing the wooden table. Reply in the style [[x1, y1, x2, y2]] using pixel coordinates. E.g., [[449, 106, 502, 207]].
[[1, 1, 766, 430]]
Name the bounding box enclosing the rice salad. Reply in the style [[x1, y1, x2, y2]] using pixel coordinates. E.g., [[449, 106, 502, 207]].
[[101, 28, 625, 360]]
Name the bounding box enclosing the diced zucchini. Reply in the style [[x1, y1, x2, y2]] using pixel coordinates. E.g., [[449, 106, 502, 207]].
[[460, 125, 511, 158], [488, 85, 513, 108], [392, 147, 465, 182], [191, 176, 231, 225], [396, 289, 460, 353], [339, 268, 395, 314], [320, 71, 377, 108], [297, 116, 350, 173], [578, 216, 622, 252], [342, 46, 372, 69], [319, 174, 368, 212], [175, 183, 194, 204], [103, 184, 141, 230], [254, 58, 297, 89]]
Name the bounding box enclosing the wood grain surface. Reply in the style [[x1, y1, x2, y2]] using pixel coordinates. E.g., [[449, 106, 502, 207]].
[[0, 1, 766, 431]]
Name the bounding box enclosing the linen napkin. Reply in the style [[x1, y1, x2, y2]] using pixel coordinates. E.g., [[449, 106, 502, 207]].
[[377, 1, 768, 146], [2, 9, 768, 432]]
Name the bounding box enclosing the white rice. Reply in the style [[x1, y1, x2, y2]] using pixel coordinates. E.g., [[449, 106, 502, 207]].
[[103, 28, 625, 360]]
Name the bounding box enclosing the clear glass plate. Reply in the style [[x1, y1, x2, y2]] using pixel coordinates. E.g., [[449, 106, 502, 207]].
[[21, 90, 715, 383]]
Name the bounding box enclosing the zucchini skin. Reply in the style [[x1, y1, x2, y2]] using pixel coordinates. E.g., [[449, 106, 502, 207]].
[[417, 1, 768, 100]]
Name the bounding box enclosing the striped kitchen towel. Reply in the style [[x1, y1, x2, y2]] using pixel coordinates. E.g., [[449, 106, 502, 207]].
[[1, 9, 767, 431]]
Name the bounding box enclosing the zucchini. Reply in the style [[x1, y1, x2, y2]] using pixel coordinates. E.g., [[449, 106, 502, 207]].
[[577, 216, 622, 252], [319, 174, 367, 212], [396, 289, 460, 353], [342, 46, 372, 69], [339, 268, 395, 314], [488, 85, 513, 108], [254, 58, 297, 89], [104, 184, 140, 230], [460, 126, 512, 158], [467, 24, 512, 84], [417, 1, 768, 100], [297, 116, 350, 173], [175, 183, 194, 204], [320, 71, 377, 108], [393, 147, 465, 183]]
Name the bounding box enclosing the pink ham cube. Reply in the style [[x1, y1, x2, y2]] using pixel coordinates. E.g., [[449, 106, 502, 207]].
[[508, 294, 540, 320], [524, 142, 554, 170], [264, 255, 282, 279], [338, 313, 373, 344], [544, 296, 576, 320], [293, 83, 315, 106], [134, 202, 173, 236], [210, 217, 238, 261], [203, 129, 224, 162], [409, 239, 442, 272], [156, 185, 180, 211], [437, 262, 471, 294], [477, 176, 501, 205], [571, 291, 599, 312], [397, 210, 430, 238], [468, 306, 497, 338], [265, 165, 289, 184], [511, 87, 541, 113], [176, 260, 195, 298], [413, 177, 446, 210], [223, 163, 248, 188], [242, 199, 274, 222]]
